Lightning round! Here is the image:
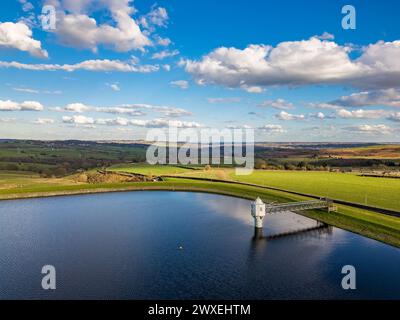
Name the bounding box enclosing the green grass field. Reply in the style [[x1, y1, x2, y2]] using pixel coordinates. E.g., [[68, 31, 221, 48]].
[[108, 165, 400, 212], [230, 170, 400, 212], [0, 170, 79, 194], [109, 163, 198, 175]]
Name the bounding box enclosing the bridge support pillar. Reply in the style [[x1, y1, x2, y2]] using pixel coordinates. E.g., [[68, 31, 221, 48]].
[[251, 197, 266, 229]]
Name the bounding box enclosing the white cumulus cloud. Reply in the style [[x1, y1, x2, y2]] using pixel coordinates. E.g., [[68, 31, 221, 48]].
[[64, 103, 92, 113], [46, 0, 151, 52], [0, 99, 43, 111], [336, 108, 387, 119], [62, 115, 94, 125], [310, 112, 326, 119], [140, 6, 169, 30], [183, 37, 400, 91], [276, 111, 305, 121], [0, 22, 48, 58]]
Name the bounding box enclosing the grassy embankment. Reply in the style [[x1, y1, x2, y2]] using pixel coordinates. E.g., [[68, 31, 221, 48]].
[[166, 168, 400, 212], [1, 166, 400, 247]]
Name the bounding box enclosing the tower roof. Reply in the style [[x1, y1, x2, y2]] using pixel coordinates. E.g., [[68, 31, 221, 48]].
[[255, 197, 264, 205]]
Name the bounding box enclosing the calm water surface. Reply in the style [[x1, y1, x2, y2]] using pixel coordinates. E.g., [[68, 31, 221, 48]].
[[0, 191, 399, 299]]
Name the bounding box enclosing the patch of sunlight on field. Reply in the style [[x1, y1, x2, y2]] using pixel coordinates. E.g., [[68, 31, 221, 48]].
[[0, 171, 78, 193], [177, 168, 234, 180]]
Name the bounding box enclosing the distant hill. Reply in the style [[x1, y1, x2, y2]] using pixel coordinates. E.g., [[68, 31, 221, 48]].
[[321, 145, 400, 159]]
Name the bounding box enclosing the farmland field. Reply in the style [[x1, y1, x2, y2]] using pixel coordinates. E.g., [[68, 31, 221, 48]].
[[109, 163, 198, 175], [230, 170, 400, 211], [0, 171, 79, 194], [321, 144, 400, 159]]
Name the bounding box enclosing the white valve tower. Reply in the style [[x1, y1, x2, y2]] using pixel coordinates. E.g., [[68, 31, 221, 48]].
[[251, 197, 266, 229]]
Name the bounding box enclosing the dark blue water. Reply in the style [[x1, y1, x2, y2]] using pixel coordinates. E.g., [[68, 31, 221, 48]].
[[0, 191, 399, 299]]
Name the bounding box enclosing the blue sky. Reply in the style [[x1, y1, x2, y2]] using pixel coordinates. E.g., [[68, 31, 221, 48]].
[[0, 0, 400, 141]]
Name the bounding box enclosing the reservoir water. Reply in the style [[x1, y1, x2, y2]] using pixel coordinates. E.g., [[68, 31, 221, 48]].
[[0, 191, 399, 299]]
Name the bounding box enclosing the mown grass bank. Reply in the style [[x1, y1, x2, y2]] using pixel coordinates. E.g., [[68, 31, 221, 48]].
[[0, 176, 399, 248]]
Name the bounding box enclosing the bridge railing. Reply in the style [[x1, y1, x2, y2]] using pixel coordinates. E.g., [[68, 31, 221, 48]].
[[265, 198, 336, 214]]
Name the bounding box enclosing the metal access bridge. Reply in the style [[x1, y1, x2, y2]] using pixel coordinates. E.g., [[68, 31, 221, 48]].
[[251, 197, 337, 229], [265, 198, 337, 215]]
